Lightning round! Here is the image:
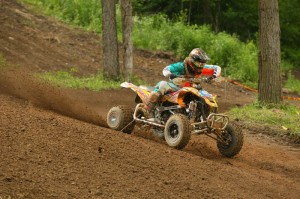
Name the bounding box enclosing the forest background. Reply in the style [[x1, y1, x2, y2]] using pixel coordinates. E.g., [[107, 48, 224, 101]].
[[22, 0, 300, 92]]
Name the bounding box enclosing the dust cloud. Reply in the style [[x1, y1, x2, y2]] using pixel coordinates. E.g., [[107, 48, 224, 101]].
[[0, 68, 109, 126]]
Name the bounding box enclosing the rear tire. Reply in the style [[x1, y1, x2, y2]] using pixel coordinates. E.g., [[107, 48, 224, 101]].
[[164, 114, 191, 149], [106, 105, 134, 134], [217, 124, 244, 157]]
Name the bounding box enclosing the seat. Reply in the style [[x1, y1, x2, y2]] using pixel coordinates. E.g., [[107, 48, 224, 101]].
[[139, 85, 156, 92]]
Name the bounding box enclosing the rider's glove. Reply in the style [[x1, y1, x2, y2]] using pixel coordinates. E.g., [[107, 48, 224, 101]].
[[169, 74, 177, 80]]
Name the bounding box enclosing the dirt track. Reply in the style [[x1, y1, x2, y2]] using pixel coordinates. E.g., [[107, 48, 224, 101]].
[[1, 0, 300, 198]]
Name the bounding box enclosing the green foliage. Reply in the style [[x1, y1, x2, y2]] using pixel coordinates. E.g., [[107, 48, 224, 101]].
[[0, 54, 5, 67], [133, 14, 258, 84], [281, 60, 295, 73], [221, 0, 258, 42], [133, 0, 181, 20], [133, 0, 300, 66], [279, 0, 300, 65], [284, 72, 300, 95], [22, 0, 300, 66], [38, 68, 144, 91], [20, 0, 297, 88], [0, 53, 10, 71], [22, 0, 103, 33], [228, 103, 300, 136]]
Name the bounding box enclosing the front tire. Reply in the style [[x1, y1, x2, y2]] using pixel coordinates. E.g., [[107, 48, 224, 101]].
[[106, 105, 134, 134], [164, 114, 191, 149], [217, 124, 244, 157]]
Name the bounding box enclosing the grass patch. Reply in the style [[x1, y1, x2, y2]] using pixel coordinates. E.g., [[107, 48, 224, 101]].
[[38, 68, 144, 91], [285, 72, 300, 95], [0, 54, 11, 71], [228, 103, 300, 136], [0, 54, 6, 67]]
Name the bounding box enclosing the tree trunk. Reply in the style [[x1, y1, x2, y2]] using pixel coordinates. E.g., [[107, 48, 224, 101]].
[[213, 0, 221, 33], [258, 0, 282, 104], [188, 0, 192, 25], [102, 0, 119, 80], [201, 0, 213, 25], [120, 0, 133, 81]]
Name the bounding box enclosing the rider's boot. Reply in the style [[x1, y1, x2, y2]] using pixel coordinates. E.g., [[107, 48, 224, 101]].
[[144, 91, 162, 121]]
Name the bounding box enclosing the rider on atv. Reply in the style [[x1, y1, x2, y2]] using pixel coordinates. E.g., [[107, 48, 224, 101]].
[[107, 49, 243, 155], [145, 48, 221, 112]]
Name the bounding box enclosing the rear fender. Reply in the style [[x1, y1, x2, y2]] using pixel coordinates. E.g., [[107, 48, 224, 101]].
[[121, 82, 150, 102], [163, 90, 181, 104]]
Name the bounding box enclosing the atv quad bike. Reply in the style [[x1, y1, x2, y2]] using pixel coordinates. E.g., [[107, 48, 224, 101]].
[[107, 77, 243, 157]]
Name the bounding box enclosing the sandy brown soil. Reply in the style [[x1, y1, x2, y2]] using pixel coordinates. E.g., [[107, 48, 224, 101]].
[[0, 0, 300, 198]]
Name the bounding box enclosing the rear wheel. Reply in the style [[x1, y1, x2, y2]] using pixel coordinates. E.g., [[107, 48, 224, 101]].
[[217, 124, 244, 157], [106, 105, 134, 134], [164, 114, 191, 149]]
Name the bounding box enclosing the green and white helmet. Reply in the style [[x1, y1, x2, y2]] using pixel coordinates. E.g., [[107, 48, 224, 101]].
[[189, 48, 210, 65], [184, 48, 210, 73]]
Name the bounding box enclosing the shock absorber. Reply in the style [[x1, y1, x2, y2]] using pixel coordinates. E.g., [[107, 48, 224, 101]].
[[187, 101, 197, 122]]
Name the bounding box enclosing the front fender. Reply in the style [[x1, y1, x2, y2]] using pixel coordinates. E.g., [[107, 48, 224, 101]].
[[177, 87, 200, 107], [177, 87, 218, 108]]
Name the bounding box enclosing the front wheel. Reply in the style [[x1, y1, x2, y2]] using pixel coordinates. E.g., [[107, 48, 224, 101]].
[[164, 114, 191, 150], [106, 105, 134, 134], [217, 124, 244, 157]]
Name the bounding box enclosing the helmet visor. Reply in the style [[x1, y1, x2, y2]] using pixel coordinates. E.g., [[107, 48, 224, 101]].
[[192, 54, 208, 64], [193, 60, 205, 68]]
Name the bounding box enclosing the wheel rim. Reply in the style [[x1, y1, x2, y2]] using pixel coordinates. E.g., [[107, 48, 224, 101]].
[[167, 122, 180, 141], [220, 131, 232, 148], [108, 111, 119, 128]]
